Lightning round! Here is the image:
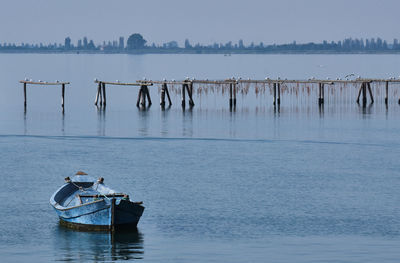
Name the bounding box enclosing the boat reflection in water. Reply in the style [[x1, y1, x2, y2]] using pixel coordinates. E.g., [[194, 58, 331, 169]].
[[54, 223, 144, 261]]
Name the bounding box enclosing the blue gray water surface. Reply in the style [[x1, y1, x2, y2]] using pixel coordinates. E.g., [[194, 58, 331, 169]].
[[0, 54, 399, 262]]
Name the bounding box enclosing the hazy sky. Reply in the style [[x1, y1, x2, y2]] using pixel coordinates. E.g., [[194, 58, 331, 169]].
[[1, 0, 399, 46]]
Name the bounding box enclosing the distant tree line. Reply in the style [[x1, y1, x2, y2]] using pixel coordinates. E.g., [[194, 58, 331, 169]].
[[1, 33, 400, 53]]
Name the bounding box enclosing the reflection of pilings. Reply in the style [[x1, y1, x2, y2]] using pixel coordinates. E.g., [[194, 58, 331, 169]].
[[273, 83, 277, 105]]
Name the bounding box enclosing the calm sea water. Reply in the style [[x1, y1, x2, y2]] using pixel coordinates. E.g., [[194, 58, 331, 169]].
[[0, 54, 399, 262]]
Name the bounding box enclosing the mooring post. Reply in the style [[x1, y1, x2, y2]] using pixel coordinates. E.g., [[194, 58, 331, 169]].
[[233, 82, 237, 106], [136, 86, 142, 107], [356, 82, 363, 104], [229, 83, 233, 108], [99, 82, 103, 106], [273, 83, 277, 106], [362, 82, 367, 105], [181, 84, 186, 108], [140, 85, 147, 107], [277, 83, 281, 105], [23, 82, 27, 107], [165, 83, 172, 106], [160, 84, 166, 107], [318, 83, 322, 104], [94, 82, 101, 106], [145, 85, 152, 106], [367, 82, 374, 104], [61, 84, 65, 108], [385, 81, 388, 104], [322, 83, 325, 104], [187, 82, 195, 106], [102, 82, 106, 106]]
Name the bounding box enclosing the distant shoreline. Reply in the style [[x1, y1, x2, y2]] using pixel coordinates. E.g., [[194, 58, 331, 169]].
[[1, 50, 400, 55]]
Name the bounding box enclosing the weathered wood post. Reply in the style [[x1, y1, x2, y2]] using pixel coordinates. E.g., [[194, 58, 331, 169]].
[[160, 84, 166, 107], [318, 83, 322, 104], [273, 83, 277, 106], [362, 82, 367, 105], [140, 85, 147, 107], [356, 82, 363, 104], [385, 81, 388, 104], [367, 82, 374, 104], [229, 82, 233, 108], [181, 84, 186, 108], [165, 84, 172, 106], [102, 82, 106, 106], [187, 82, 195, 106], [321, 83, 325, 104], [136, 86, 142, 107], [95, 82, 101, 106], [23, 82, 27, 107], [61, 84, 65, 108], [233, 82, 237, 106], [277, 83, 281, 105], [145, 85, 152, 106]]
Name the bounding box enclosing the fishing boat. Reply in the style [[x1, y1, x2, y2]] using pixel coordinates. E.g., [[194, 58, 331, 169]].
[[50, 171, 144, 231]]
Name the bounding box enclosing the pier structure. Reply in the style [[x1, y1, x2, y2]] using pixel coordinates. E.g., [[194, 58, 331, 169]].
[[19, 80, 70, 110], [93, 80, 153, 108], [94, 77, 400, 109]]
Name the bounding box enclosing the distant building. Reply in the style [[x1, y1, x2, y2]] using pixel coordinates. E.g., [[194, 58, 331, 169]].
[[83, 37, 88, 48], [64, 37, 71, 49], [77, 39, 82, 48], [119, 37, 124, 49]]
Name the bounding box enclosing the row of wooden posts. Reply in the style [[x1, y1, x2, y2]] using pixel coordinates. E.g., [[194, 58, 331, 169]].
[[19, 78, 400, 110]]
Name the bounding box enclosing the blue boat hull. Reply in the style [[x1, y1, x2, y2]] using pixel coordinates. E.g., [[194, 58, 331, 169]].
[[55, 199, 144, 231]]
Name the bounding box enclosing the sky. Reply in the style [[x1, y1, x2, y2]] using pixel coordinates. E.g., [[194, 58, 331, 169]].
[[0, 0, 399, 46]]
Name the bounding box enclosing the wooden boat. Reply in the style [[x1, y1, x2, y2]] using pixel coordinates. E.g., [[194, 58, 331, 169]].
[[50, 171, 144, 231]]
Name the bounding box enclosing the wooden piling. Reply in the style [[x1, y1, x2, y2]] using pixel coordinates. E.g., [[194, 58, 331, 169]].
[[140, 85, 147, 107], [229, 83, 233, 108], [367, 82, 374, 104], [136, 88, 142, 107], [318, 83, 322, 104], [187, 83, 195, 106], [277, 83, 281, 105], [273, 83, 277, 105], [182, 84, 186, 107], [23, 83, 27, 107], [165, 84, 172, 106], [233, 82, 237, 106], [102, 82, 106, 106], [385, 81, 388, 104], [356, 83, 363, 104], [95, 82, 101, 106], [362, 82, 367, 105], [321, 83, 325, 104], [145, 85, 152, 106], [160, 84, 166, 107], [61, 84, 65, 108]]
